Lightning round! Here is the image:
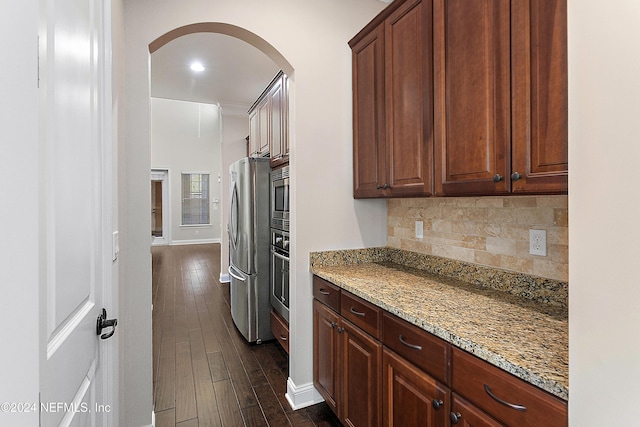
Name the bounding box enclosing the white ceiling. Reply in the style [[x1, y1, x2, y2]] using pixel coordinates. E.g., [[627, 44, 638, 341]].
[[150, 32, 281, 113]]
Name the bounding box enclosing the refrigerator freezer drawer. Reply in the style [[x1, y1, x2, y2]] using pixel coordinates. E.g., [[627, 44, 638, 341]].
[[229, 264, 273, 343]]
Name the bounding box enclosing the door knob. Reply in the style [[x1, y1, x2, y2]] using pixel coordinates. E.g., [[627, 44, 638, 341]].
[[96, 308, 118, 340]]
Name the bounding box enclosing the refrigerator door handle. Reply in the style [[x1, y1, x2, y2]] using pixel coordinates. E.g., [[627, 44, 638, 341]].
[[228, 265, 246, 282], [229, 182, 239, 250]]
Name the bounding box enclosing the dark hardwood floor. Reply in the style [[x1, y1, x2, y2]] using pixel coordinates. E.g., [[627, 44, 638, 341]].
[[152, 244, 341, 427]]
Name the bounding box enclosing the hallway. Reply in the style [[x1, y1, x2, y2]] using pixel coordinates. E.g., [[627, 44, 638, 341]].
[[152, 244, 340, 426]]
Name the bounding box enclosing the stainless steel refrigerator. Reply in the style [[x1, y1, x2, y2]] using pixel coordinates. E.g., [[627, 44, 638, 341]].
[[228, 157, 273, 343]]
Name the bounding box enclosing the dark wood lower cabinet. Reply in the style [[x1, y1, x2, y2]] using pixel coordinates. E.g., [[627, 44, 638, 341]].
[[383, 348, 449, 427], [313, 298, 382, 427], [314, 299, 340, 414], [270, 309, 289, 354], [313, 276, 567, 427], [341, 319, 382, 427], [450, 393, 505, 427]]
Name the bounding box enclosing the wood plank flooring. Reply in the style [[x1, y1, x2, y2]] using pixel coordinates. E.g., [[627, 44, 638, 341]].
[[152, 244, 341, 427]]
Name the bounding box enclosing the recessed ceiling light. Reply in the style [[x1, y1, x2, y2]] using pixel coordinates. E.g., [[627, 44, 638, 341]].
[[190, 61, 205, 72]]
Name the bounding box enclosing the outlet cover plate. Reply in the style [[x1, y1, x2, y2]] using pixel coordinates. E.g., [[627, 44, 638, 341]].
[[529, 229, 547, 256], [415, 221, 424, 239]]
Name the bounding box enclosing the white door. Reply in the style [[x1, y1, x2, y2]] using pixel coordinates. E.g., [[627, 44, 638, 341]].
[[39, 0, 115, 426]]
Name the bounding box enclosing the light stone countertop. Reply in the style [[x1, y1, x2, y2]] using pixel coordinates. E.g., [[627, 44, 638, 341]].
[[309, 249, 568, 401]]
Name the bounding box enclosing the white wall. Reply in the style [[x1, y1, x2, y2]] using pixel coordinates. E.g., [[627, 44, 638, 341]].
[[151, 98, 223, 244], [123, 0, 388, 419], [220, 112, 251, 281], [568, 1, 640, 425]]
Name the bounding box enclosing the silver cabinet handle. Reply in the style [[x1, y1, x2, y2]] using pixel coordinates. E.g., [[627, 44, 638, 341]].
[[228, 266, 246, 282], [349, 307, 365, 317], [318, 289, 331, 296], [399, 334, 422, 351], [484, 384, 527, 412], [279, 334, 288, 342]]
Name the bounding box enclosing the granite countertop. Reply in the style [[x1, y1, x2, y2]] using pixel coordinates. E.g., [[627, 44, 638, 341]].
[[309, 247, 568, 401]]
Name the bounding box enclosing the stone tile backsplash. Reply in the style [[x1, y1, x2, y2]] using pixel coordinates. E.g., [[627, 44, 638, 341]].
[[387, 196, 568, 282]]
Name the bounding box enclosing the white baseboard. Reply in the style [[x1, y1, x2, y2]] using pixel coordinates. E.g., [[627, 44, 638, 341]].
[[285, 377, 324, 410], [170, 238, 221, 246], [219, 272, 230, 283]]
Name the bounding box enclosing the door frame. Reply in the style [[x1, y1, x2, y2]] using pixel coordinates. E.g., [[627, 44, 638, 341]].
[[151, 169, 171, 246]]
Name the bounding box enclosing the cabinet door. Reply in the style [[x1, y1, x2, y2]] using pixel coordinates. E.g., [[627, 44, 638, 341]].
[[270, 75, 284, 162], [434, 0, 511, 195], [258, 97, 270, 156], [313, 300, 340, 414], [385, 0, 433, 197], [450, 393, 505, 427], [282, 75, 289, 158], [249, 109, 259, 157], [452, 347, 567, 427], [352, 24, 386, 198], [341, 319, 382, 427], [511, 0, 568, 193], [383, 348, 448, 427]]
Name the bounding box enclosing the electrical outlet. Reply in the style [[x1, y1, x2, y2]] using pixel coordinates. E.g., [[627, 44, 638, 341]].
[[415, 221, 424, 239], [530, 229, 547, 256]]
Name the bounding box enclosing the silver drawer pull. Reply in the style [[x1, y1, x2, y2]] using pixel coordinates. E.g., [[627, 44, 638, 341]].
[[399, 334, 422, 351], [318, 288, 331, 295], [349, 307, 366, 317], [484, 384, 527, 412], [279, 334, 288, 342]]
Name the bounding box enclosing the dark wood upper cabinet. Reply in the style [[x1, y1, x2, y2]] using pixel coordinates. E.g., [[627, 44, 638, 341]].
[[351, 0, 433, 198], [351, 0, 567, 198], [433, 0, 512, 196], [269, 73, 289, 168], [248, 71, 289, 167], [511, 0, 568, 193], [385, 0, 433, 197], [434, 0, 567, 195], [352, 24, 386, 198]]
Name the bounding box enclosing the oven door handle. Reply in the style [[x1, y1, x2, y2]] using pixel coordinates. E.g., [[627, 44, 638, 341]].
[[271, 248, 290, 262]]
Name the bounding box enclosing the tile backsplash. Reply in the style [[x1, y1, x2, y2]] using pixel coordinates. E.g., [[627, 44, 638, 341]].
[[387, 196, 568, 282]]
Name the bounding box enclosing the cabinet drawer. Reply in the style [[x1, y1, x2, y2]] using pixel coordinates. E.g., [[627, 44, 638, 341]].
[[341, 291, 381, 339], [270, 310, 289, 354], [382, 313, 450, 385], [452, 348, 567, 427], [313, 275, 341, 312]]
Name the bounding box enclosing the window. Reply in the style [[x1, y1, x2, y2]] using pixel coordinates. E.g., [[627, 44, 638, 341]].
[[181, 173, 210, 225]]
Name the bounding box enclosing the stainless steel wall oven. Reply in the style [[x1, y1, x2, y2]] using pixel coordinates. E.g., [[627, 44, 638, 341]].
[[270, 229, 289, 321], [270, 165, 290, 321]]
